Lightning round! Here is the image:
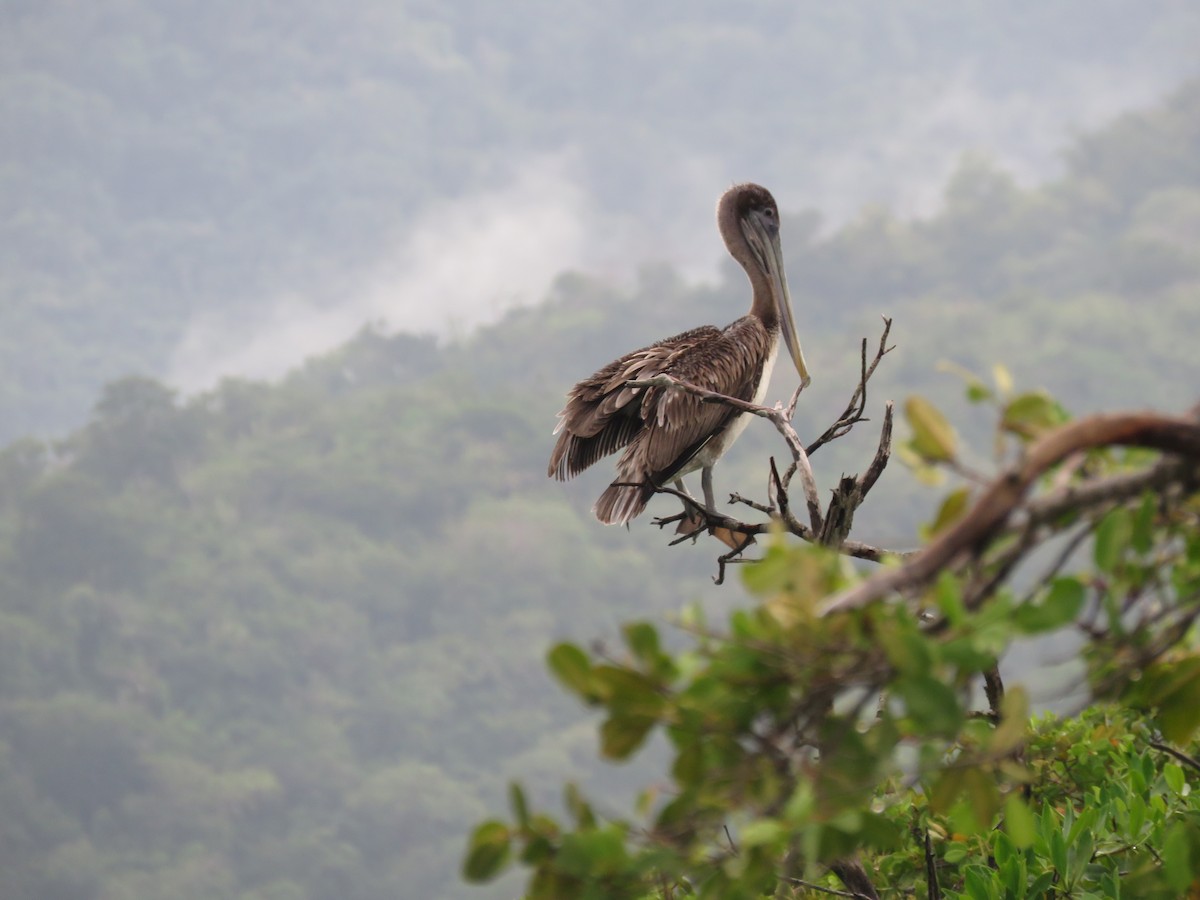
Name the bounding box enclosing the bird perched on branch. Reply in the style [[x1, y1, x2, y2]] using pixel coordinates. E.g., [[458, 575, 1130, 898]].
[[548, 183, 810, 526]]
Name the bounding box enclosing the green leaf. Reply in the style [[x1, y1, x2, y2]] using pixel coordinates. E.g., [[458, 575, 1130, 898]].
[[1012, 577, 1085, 632], [591, 665, 664, 714], [509, 781, 530, 828], [967, 381, 993, 403], [895, 675, 963, 736], [462, 820, 512, 882], [1004, 793, 1036, 849], [879, 618, 933, 678], [963, 865, 996, 900], [1049, 824, 1067, 878], [1162, 822, 1191, 892], [990, 685, 1029, 753], [962, 767, 1001, 832], [925, 486, 972, 538], [622, 621, 661, 669], [905, 396, 958, 462], [1128, 792, 1146, 838], [1164, 762, 1186, 796], [564, 782, 596, 828], [671, 739, 704, 785], [1001, 390, 1065, 439], [600, 713, 656, 760], [1144, 657, 1200, 743], [557, 828, 629, 877], [739, 818, 786, 848], [934, 571, 967, 626], [547, 643, 594, 700], [1131, 491, 1156, 554], [1094, 508, 1132, 573]]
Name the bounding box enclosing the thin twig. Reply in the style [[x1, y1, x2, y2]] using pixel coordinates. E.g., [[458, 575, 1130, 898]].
[[1150, 740, 1200, 776], [806, 317, 894, 456]]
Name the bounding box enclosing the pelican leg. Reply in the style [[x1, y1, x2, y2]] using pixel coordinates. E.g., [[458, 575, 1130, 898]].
[[701, 467, 716, 512], [672, 478, 706, 538]]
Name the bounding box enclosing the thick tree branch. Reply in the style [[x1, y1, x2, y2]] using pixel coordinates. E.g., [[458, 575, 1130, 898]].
[[822, 409, 1200, 616]]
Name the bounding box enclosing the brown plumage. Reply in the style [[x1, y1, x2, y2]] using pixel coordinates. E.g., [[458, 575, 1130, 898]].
[[548, 183, 810, 525]]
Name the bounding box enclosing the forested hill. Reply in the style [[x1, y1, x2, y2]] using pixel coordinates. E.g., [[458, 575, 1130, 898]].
[[4, 1, 1199, 440], [1, 85, 1199, 899]]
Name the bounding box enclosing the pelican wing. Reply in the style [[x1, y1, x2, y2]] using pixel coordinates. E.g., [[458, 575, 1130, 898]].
[[630, 317, 768, 485], [549, 318, 769, 488], [547, 325, 722, 481]]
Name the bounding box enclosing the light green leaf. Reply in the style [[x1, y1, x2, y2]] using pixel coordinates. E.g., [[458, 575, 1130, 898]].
[[1003, 795, 1035, 850], [547, 643, 594, 700], [1164, 762, 1186, 796], [739, 819, 786, 848], [1012, 577, 1085, 633], [992, 363, 1013, 397], [1001, 390, 1065, 439], [990, 685, 1029, 753], [925, 486, 972, 539], [905, 396, 958, 462]]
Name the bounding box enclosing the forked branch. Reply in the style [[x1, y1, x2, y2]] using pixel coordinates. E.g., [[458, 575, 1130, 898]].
[[626, 318, 901, 569]]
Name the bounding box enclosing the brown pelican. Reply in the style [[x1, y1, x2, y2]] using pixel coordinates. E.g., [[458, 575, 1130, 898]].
[[548, 183, 810, 526]]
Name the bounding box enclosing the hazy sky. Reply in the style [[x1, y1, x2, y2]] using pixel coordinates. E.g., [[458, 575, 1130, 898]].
[[6, 2, 1199, 401], [168, 66, 1184, 390]]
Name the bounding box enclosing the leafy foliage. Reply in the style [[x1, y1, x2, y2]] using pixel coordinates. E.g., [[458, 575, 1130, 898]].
[[468, 378, 1200, 897]]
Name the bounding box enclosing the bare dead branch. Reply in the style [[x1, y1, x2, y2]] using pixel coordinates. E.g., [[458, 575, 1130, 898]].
[[923, 829, 943, 900], [628, 320, 902, 578], [806, 316, 894, 456]]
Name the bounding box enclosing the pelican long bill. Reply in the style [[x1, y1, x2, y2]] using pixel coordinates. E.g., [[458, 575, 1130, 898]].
[[743, 211, 810, 388]]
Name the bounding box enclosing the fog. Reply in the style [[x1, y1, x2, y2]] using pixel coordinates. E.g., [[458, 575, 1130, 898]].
[[169, 65, 1181, 392]]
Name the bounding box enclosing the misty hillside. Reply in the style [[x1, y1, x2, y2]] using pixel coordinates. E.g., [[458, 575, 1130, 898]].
[[1, 83, 1198, 899], [3, 1, 1200, 439]]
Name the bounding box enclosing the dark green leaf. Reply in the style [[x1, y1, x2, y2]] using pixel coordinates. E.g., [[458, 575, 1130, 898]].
[[462, 820, 512, 882], [509, 781, 530, 828], [600, 713, 656, 760], [622, 621, 661, 669], [564, 782, 596, 828], [1131, 491, 1156, 554], [1094, 508, 1132, 573], [557, 829, 629, 877], [895, 675, 963, 736]]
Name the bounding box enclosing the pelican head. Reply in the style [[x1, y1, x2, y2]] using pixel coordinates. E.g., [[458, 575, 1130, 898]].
[[718, 183, 811, 388]]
